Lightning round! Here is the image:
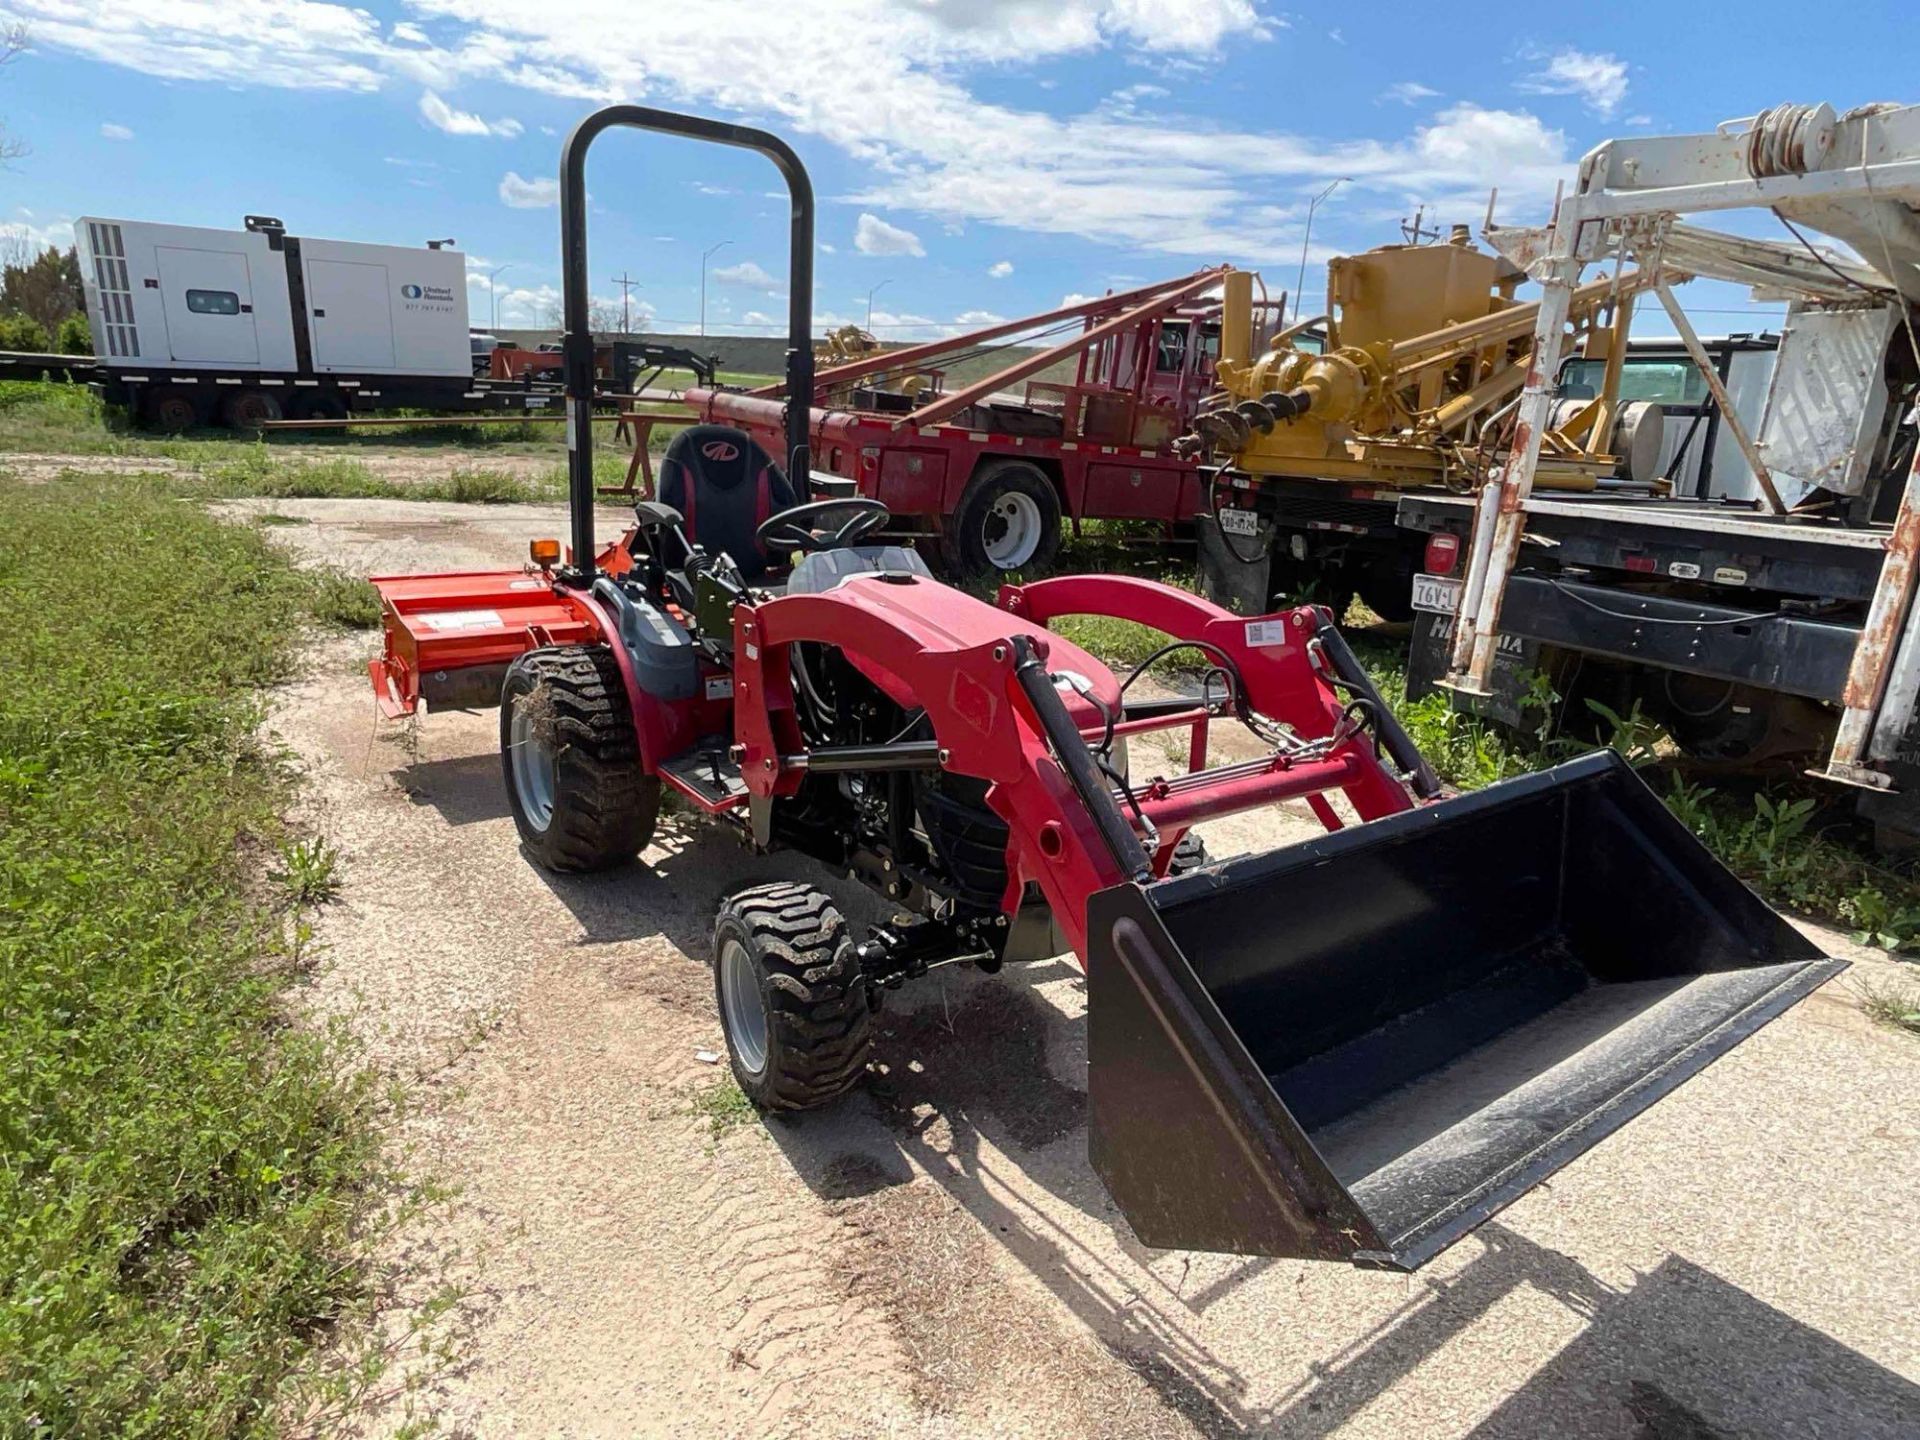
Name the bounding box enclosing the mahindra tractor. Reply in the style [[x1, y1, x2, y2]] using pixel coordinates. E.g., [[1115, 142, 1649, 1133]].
[[368, 108, 1843, 1272]]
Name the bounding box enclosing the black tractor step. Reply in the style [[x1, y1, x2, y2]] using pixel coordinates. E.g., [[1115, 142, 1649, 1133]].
[[659, 738, 747, 811]]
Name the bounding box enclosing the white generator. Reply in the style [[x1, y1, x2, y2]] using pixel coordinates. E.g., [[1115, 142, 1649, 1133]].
[[76, 214, 474, 427]]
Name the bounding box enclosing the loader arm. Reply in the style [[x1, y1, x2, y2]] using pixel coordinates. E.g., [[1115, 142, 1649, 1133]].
[[732, 571, 1420, 959]]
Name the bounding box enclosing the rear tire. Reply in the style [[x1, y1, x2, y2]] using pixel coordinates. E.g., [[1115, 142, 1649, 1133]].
[[714, 882, 873, 1110], [941, 459, 1062, 577], [221, 388, 283, 431], [500, 646, 660, 871]]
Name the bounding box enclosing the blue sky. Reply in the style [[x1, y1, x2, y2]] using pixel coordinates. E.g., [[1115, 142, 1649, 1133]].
[[1, 1, 1913, 342]]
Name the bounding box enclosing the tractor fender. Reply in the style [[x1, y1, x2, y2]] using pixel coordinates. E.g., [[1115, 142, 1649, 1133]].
[[571, 583, 701, 775]]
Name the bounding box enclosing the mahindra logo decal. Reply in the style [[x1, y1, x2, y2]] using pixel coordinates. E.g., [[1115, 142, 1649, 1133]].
[[701, 440, 740, 462]]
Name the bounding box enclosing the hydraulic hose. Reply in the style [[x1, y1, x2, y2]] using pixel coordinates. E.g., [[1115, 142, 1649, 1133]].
[[1311, 611, 1443, 800], [1010, 635, 1152, 883]]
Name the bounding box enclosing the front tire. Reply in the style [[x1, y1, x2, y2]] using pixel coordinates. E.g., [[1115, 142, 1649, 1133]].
[[714, 883, 872, 1111], [500, 646, 660, 871], [941, 459, 1062, 577]]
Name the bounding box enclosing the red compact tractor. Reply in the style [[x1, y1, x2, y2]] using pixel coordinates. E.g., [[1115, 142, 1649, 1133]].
[[369, 108, 1844, 1272]]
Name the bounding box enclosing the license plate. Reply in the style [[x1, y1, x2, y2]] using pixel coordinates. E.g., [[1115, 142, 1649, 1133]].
[[1218, 506, 1259, 537], [1410, 572, 1461, 615]]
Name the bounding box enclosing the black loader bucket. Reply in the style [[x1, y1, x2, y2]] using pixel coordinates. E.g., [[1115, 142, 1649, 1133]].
[[1086, 749, 1845, 1272]]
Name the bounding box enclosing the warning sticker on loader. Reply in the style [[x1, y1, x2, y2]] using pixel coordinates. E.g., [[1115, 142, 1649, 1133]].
[[419, 609, 503, 631], [1244, 619, 1290, 647]]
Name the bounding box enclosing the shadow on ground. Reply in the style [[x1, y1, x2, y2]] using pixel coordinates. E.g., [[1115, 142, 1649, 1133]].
[[390, 744, 1915, 1437], [759, 960, 1917, 1437]]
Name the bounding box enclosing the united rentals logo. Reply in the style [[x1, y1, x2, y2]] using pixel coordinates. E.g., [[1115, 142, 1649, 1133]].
[[399, 281, 457, 313], [701, 440, 740, 462]]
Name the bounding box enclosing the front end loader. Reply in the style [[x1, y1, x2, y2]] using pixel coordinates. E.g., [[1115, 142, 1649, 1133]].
[[367, 106, 1844, 1273]]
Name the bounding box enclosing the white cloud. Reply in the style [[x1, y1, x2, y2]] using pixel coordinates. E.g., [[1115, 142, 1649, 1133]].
[[99, 122, 134, 141], [3, 1, 1579, 262], [419, 90, 522, 137], [3, 0, 398, 90], [742, 309, 778, 327], [954, 309, 1006, 326], [820, 242, 837, 254], [1516, 47, 1628, 118], [712, 260, 783, 291], [391, 20, 428, 44], [3, 216, 77, 254], [498, 172, 558, 208], [1380, 81, 1439, 106], [855, 212, 924, 258], [1061, 292, 1097, 307], [988, 259, 1014, 278]]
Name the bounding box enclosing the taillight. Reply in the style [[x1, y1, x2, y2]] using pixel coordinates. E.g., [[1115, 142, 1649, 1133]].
[[1424, 531, 1461, 576]]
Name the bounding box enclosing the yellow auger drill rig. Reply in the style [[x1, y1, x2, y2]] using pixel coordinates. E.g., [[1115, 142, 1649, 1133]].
[[1179, 227, 1671, 617]]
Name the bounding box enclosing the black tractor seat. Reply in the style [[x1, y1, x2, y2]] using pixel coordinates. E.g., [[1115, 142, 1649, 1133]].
[[655, 424, 796, 580]]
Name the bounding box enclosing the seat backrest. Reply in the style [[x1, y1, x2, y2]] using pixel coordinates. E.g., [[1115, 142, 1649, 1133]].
[[655, 425, 796, 579]]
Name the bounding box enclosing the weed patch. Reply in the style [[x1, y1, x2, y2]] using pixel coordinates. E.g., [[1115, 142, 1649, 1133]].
[[691, 1080, 756, 1136], [0, 475, 415, 1433], [1858, 981, 1920, 1037]]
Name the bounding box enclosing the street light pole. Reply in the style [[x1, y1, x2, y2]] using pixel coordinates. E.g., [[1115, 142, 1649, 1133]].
[[1292, 177, 1351, 329], [700, 239, 732, 337], [865, 278, 893, 332], [488, 264, 512, 332]]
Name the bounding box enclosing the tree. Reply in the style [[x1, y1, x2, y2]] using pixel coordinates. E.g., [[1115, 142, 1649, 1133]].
[[1, 26, 27, 166], [2, 246, 84, 334], [56, 312, 90, 355], [0, 311, 48, 351], [537, 294, 642, 336]]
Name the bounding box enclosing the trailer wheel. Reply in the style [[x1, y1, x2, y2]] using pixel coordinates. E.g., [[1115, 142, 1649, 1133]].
[[713, 882, 873, 1111], [221, 389, 283, 431], [942, 460, 1062, 576], [500, 645, 660, 872], [294, 390, 350, 422], [145, 388, 199, 434]]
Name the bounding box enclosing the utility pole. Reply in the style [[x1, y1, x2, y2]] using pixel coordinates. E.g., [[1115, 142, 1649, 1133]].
[[609, 270, 642, 335], [1400, 206, 1442, 246], [1292, 177, 1351, 329], [700, 239, 732, 337], [866, 278, 893, 332]]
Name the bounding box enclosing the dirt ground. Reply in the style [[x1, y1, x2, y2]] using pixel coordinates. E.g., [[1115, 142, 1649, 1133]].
[[232, 493, 1920, 1439]]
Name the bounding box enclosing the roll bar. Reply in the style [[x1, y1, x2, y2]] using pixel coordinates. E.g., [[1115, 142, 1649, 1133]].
[[558, 106, 817, 575]]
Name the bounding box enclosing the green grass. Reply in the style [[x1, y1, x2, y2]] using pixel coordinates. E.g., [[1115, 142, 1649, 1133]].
[[0, 378, 686, 470], [0, 476, 417, 1434], [641, 366, 777, 391], [1859, 981, 1920, 1036], [690, 1079, 756, 1135]]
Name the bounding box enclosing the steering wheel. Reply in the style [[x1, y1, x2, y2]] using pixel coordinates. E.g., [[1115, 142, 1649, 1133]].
[[756, 497, 891, 555]]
